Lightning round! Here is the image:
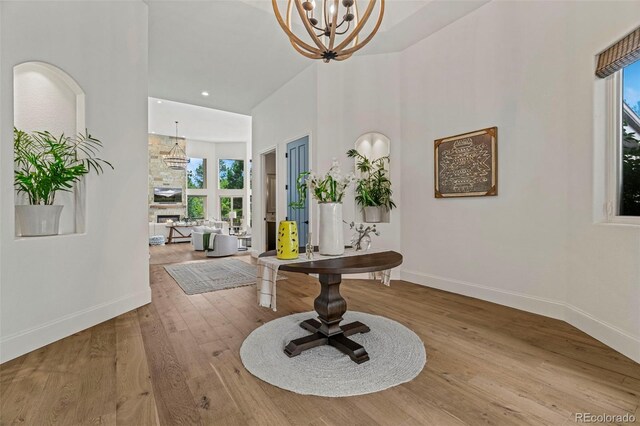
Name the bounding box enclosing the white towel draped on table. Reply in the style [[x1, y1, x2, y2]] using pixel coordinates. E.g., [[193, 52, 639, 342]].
[[256, 248, 393, 311]]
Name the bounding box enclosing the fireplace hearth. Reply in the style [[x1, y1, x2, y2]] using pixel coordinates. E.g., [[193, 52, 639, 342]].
[[157, 215, 181, 223]]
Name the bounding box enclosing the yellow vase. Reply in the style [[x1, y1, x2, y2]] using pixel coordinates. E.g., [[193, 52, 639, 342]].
[[277, 220, 299, 260]]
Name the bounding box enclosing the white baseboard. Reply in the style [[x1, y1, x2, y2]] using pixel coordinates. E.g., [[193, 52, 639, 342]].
[[564, 303, 640, 363], [401, 269, 566, 319], [0, 288, 151, 363], [401, 269, 640, 363]]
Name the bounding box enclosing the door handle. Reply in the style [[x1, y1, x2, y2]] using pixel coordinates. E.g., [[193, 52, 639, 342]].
[[304, 220, 309, 224]]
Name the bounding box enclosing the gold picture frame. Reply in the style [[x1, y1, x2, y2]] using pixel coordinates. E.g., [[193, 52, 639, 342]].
[[434, 127, 498, 198]]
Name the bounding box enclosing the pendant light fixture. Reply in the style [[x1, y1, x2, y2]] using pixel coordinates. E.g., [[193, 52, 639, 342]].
[[272, 0, 385, 63], [163, 121, 190, 170]]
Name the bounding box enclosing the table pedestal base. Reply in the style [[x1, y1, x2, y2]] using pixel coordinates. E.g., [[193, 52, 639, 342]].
[[284, 319, 370, 363], [283, 273, 371, 364]]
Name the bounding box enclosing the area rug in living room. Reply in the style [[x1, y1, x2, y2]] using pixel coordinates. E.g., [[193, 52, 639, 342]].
[[164, 258, 284, 295], [240, 311, 427, 397]]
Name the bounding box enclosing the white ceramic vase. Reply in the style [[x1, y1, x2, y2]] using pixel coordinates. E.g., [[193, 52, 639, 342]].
[[363, 206, 382, 223], [15, 205, 64, 236], [318, 202, 344, 256]]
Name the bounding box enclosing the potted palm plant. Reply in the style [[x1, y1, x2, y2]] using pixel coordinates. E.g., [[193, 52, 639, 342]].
[[347, 148, 396, 223], [14, 127, 113, 236]]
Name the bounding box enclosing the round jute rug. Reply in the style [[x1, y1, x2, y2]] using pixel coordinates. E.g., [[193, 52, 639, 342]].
[[240, 311, 426, 397]]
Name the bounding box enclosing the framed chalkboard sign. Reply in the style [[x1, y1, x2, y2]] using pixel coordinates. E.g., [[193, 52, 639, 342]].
[[434, 127, 497, 198]]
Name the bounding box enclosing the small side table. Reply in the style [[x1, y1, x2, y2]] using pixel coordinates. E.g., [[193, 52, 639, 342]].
[[237, 236, 252, 251], [166, 225, 192, 244]]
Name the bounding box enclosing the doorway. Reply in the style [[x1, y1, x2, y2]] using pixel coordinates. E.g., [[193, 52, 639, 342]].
[[262, 150, 277, 251]]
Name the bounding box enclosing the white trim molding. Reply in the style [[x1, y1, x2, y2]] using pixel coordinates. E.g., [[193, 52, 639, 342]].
[[401, 269, 640, 363], [564, 303, 640, 363], [0, 288, 151, 363]]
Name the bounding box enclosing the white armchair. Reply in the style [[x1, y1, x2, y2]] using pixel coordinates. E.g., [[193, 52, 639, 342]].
[[192, 226, 223, 251], [206, 234, 238, 257]]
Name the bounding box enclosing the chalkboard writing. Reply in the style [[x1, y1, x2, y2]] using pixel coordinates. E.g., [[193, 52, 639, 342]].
[[434, 127, 497, 198]]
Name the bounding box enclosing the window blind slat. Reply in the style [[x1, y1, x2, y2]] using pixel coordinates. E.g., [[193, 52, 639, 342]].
[[596, 27, 640, 78]]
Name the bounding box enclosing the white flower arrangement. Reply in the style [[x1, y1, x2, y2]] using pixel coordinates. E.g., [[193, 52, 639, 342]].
[[290, 159, 355, 207]]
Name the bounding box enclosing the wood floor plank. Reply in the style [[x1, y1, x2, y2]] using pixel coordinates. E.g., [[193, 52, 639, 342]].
[[186, 372, 250, 424], [208, 350, 293, 426], [73, 320, 118, 425], [29, 330, 93, 425], [167, 329, 215, 380], [137, 303, 203, 426], [0, 349, 51, 425], [115, 311, 160, 426], [0, 356, 24, 400]]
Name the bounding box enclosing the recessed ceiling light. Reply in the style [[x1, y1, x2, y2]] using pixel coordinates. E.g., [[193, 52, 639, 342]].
[[156, 100, 162, 104], [201, 91, 209, 97]]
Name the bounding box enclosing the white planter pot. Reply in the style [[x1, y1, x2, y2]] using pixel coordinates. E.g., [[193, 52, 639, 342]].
[[16, 205, 64, 236], [363, 206, 382, 223], [318, 202, 344, 256]]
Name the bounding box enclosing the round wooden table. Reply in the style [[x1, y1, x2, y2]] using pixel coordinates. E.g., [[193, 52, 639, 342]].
[[260, 250, 403, 364]]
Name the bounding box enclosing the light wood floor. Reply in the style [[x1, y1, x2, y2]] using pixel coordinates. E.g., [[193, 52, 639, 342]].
[[1, 243, 639, 425]]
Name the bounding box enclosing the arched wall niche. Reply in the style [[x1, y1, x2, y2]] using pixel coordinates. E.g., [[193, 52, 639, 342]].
[[353, 132, 391, 223], [13, 61, 87, 236]]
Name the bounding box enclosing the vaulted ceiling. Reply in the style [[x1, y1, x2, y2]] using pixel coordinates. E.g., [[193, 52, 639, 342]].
[[148, 0, 489, 115]]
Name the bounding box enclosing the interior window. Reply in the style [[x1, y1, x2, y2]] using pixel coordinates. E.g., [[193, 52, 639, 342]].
[[187, 195, 206, 219], [232, 197, 244, 220], [220, 196, 243, 222], [187, 157, 206, 189], [219, 159, 244, 189], [621, 60, 640, 216]]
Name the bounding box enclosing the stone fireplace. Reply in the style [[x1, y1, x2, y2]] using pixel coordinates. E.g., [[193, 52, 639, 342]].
[[148, 134, 187, 222]]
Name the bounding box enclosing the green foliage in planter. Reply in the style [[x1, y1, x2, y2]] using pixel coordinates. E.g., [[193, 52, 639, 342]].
[[347, 148, 396, 211], [14, 127, 113, 205]]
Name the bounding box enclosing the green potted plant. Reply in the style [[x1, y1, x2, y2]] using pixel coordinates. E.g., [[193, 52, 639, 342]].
[[13, 127, 113, 236], [346, 148, 396, 223]]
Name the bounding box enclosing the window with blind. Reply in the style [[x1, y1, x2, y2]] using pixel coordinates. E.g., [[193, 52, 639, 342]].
[[597, 26, 640, 219]]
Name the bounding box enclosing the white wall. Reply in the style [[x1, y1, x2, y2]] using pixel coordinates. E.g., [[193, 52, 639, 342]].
[[14, 63, 78, 136], [251, 2, 640, 362], [316, 54, 403, 257], [251, 56, 403, 262], [399, 1, 640, 362], [149, 97, 251, 143], [251, 65, 318, 253], [0, 2, 150, 362]]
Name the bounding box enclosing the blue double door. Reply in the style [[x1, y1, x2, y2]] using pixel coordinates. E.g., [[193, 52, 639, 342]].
[[286, 136, 309, 248]]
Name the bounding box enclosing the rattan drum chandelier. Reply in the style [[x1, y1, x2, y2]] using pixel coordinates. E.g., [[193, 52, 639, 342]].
[[272, 0, 385, 62], [163, 121, 190, 170]]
